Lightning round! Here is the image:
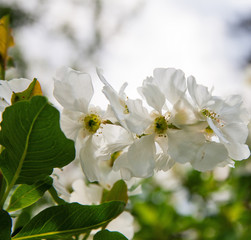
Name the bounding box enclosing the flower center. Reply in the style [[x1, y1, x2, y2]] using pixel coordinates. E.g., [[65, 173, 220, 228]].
[[201, 108, 224, 127], [84, 114, 101, 133], [154, 116, 168, 134], [201, 109, 218, 120]]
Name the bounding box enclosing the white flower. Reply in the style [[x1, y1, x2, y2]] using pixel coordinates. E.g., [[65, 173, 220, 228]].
[[80, 124, 134, 186], [52, 162, 84, 202], [54, 67, 136, 183], [53, 67, 102, 142], [99, 68, 193, 178], [188, 76, 250, 159], [168, 76, 250, 171]]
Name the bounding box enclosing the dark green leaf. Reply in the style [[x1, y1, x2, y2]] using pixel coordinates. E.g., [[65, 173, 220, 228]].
[[0, 96, 75, 186], [7, 177, 52, 212], [13, 201, 125, 239], [102, 180, 128, 204], [0, 209, 12, 240], [94, 230, 129, 240], [12, 210, 31, 237]]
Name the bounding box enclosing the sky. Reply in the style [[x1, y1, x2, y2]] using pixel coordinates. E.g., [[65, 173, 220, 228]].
[[3, 0, 251, 109]]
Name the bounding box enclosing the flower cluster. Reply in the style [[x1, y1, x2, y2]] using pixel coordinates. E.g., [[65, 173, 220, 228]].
[[53, 67, 250, 183]]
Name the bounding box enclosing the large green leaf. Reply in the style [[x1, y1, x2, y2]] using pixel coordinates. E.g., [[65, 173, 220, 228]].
[[12, 201, 125, 239], [0, 96, 75, 186], [7, 177, 53, 212], [0, 209, 12, 240], [94, 230, 129, 240]]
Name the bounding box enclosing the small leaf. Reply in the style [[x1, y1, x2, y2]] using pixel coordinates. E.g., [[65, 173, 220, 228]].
[[102, 180, 128, 204], [0, 209, 12, 240], [11, 78, 43, 104], [94, 230, 129, 240], [13, 201, 125, 240], [7, 177, 53, 212], [0, 96, 75, 186]]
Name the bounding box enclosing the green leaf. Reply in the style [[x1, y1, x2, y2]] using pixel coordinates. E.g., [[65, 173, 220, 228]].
[[0, 96, 75, 186], [0, 96, 75, 208], [13, 201, 125, 240], [94, 230, 129, 240], [102, 180, 128, 204], [7, 177, 53, 212], [0, 209, 12, 240], [12, 210, 31, 237]]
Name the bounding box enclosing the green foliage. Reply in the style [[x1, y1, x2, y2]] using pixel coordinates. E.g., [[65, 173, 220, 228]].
[[131, 161, 251, 240], [7, 177, 52, 212], [12, 201, 125, 239], [0, 209, 12, 240], [12, 210, 32, 237], [102, 180, 128, 204], [0, 96, 75, 186], [94, 230, 129, 240]]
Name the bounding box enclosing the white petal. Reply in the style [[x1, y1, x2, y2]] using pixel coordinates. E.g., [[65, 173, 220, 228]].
[[70, 179, 102, 205], [138, 79, 165, 113], [102, 85, 126, 124], [216, 96, 249, 125], [0, 98, 9, 112], [221, 123, 249, 144], [113, 135, 156, 179], [171, 98, 197, 125], [168, 130, 205, 164], [153, 68, 186, 104], [125, 99, 152, 135], [187, 76, 212, 108], [192, 142, 229, 171], [107, 212, 134, 240], [53, 67, 93, 113], [97, 68, 129, 126], [127, 135, 156, 178], [80, 136, 100, 182], [207, 117, 229, 143], [96, 67, 112, 88], [225, 143, 250, 160], [60, 109, 82, 141], [113, 153, 132, 180], [119, 82, 128, 98], [225, 95, 250, 124], [101, 104, 119, 123], [155, 154, 175, 171], [100, 124, 134, 154]]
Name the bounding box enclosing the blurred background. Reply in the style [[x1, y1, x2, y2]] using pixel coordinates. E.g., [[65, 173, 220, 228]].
[[1, 0, 251, 239]]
